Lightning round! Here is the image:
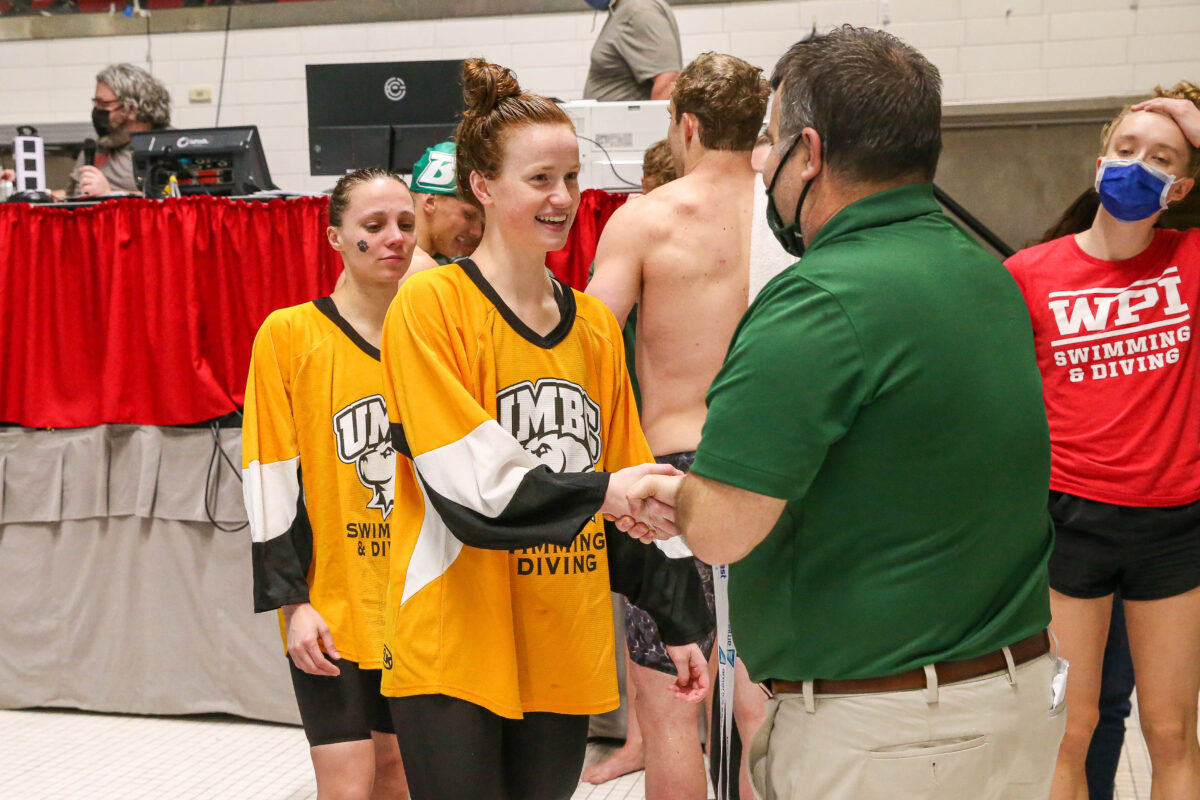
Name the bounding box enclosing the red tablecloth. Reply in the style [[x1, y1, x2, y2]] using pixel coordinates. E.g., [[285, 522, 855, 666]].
[[1, 191, 627, 429], [0, 196, 341, 428]]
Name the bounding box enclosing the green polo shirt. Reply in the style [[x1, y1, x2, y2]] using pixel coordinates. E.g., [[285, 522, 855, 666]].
[[692, 183, 1053, 682]]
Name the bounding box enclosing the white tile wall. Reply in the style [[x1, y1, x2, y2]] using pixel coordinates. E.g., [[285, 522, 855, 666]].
[[964, 14, 1048, 45], [965, 68, 1048, 101], [1048, 9, 1137, 41], [1135, 59, 1200, 92], [1135, 4, 1200, 34], [1129, 32, 1200, 64], [0, 0, 1196, 193], [1047, 63, 1135, 98], [1043, 37, 1127, 70], [884, 20, 967, 50], [960, 0, 1043, 17], [1045, 0, 1132, 12], [959, 42, 1044, 73]]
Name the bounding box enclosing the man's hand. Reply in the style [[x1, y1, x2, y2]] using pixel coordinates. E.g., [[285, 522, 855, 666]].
[[1131, 97, 1200, 148], [603, 462, 681, 538], [283, 602, 341, 677], [77, 165, 112, 197], [613, 473, 684, 542], [665, 642, 709, 702]]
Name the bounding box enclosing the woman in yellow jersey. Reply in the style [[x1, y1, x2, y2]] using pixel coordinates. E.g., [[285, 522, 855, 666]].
[[378, 60, 715, 800], [243, 169, 416, 800]]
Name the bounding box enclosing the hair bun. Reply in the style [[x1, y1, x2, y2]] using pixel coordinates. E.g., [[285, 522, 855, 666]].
[[461, 58, 522, 116]]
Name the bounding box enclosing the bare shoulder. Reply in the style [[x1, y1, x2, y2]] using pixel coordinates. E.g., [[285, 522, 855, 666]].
[[406, 247, 440, 278], [605, 186, 679, 239], [653, 172, 711, 208]]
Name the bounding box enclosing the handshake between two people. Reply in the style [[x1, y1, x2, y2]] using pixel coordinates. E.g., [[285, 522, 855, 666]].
[[601, 461, 705, 702], [601, 462, 685, 543]]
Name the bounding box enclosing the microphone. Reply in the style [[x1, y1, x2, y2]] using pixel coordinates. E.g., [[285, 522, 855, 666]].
[[82, 138, 96, 167]]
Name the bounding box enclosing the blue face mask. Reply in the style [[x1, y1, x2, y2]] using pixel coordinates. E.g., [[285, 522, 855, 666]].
[[1094, 158, 1176, 223], [583, 0, 611, 9]]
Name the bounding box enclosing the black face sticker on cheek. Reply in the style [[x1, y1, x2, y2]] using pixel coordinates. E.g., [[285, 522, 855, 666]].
[[356, 240, 369, 252]]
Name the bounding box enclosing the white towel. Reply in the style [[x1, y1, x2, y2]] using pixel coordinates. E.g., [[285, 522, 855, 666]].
[[748, 178, 796, 303]]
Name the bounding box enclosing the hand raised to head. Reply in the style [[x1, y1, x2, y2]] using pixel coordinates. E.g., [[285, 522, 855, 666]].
[[1130, 97, 1200, 148]]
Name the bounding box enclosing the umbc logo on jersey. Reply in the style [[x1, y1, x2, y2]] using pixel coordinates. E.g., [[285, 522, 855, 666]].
[[497, 379, 602, 472], [333, 394, 395, 519]]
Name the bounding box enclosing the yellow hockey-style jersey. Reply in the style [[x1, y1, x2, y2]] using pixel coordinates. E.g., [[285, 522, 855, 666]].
[[380, 259, 711, 718], [243, 298, 394, 668]]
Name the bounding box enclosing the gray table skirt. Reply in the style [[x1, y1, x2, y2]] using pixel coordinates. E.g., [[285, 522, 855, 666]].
[[0, 425, 298, 724]]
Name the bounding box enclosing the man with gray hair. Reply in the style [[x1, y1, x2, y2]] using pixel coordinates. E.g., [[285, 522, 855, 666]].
[[621, 26, 1065, 799], [68, 63, 171, 196]]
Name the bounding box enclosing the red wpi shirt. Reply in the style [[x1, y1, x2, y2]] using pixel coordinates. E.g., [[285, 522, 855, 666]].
[[1006, 228, 1200, 507]]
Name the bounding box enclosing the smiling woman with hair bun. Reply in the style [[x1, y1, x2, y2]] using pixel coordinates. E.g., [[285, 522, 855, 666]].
[[375, 58, 714, 799]]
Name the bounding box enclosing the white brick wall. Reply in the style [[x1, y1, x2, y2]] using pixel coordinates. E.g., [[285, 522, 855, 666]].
[[964, 15, 1049, 45], [1048, 9, 1136, 40], [0, 0, 1196, 193]]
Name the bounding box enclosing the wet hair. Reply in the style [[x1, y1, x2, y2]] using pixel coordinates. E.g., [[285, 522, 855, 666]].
[[454, 58, 574, 210], [327, 167, 409, 227], [770, 25, 942, 183], [96, 63, 171, 128], [641, 139, 676, 191], [1100, 81, 1200, 179], [672, 52, 770, 151]]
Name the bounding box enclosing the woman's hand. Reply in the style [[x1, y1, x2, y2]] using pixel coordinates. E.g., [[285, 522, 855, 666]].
[[1131, 97, 1200, 149], [283, 602, 341, 676], [602, 462, 681, 539]]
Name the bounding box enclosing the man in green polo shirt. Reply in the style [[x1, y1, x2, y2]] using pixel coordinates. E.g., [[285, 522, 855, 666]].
[[621, 27, 1064, 800]]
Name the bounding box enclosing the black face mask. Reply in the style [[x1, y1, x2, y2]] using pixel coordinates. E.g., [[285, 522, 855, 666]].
[[764, 133, 813, 259], [92, 107, 114, 138]]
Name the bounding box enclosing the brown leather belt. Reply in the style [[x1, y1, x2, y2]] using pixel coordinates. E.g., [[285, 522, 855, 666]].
[[767, 630, 1050, 696]]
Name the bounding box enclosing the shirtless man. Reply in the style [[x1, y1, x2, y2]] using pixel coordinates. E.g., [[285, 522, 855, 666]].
[[586, 52, 778, 800], [408, 141, 483, 270]]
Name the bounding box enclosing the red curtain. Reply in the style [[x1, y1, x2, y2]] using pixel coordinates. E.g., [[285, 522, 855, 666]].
[[0, 190, 628, 429], [0, 196, 341, 428], [546, 189, 630, 290]]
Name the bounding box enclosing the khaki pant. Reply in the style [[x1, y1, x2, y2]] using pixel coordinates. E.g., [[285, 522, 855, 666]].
[[749, 653, 1066, 800]]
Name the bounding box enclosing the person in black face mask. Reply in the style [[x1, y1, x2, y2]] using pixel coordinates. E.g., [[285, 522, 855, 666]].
[[69, 63, 171, 197], [620, 26, 1065, 800]]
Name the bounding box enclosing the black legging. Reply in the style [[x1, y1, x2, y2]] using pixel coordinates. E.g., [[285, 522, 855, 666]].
[[389, 694, 589, 800]]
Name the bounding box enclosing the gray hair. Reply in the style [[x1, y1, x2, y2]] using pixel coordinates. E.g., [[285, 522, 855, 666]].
[[96, 63, 171, 128], [770, 26, 942, 183]]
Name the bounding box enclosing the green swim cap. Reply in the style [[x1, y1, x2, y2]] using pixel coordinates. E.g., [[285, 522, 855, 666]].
[[411, 141, 458, 195]]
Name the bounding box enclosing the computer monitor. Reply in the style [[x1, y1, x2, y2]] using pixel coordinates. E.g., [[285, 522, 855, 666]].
[[559, 100, 670, 192], [131, 126, 277, 196], [306, 60, 464, 176]]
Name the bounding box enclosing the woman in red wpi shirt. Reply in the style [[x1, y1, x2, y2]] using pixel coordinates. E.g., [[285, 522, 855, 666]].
[[1005, 84, 1200, 800]]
